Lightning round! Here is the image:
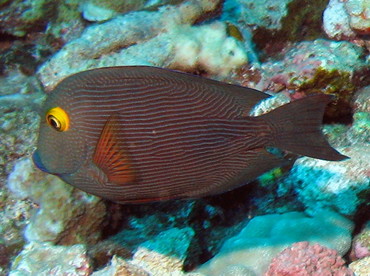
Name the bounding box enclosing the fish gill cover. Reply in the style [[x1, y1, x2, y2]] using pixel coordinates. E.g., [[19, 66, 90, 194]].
[[0, 0, 369, 275]]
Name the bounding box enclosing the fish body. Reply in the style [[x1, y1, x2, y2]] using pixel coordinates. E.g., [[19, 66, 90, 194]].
[[33, 66, 347, 204]]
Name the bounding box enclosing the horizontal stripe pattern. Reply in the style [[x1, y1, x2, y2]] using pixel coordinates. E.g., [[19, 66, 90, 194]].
[[46, 67, 272, 203]]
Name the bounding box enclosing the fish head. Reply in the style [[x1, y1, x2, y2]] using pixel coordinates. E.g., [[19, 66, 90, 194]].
[[33, 91, 87, 176]]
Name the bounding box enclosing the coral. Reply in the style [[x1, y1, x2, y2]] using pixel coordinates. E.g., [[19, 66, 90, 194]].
[[0, 71, 43, 175], [9, 242, 91, 275], [0, 0, 85, 43], [131, 227, 194, 275], [280, 145, 369, 216], [345, 0, 370, 35], [91, 255, 149, 276], [265, 241, 353, 276], [7, 157, 106, 245], [37, 0, 246, 91], [92, 227, 194, 275], [323, 0, 357, 40], [224, 0, 294, 30], [352, 225, 370, 259], [79, 0, 195, 22], [261, 39, 366, 89], [353, 86, 370, 113], [0, 189, 34, 275], [170, 22, 247, 75], [223, 0, 329, 54], [0, 0, 56, 37], [80, 0, 147, 21], [197, 211, 353, 276], [323, 0, 370, 40], [347, 112, 370, 144], [258, 39, 368, 118], [249, 92, 290, 116], [349, 256, 370, 276]]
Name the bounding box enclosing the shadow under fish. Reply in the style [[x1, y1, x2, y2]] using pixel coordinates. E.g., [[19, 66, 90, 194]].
[[33, 66, 348, 204]]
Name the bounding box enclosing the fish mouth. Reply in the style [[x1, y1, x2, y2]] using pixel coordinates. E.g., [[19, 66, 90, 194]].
[[32, 150, 49, 173]]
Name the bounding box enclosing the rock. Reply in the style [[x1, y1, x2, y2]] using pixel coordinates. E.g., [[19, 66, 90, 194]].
[[7, 157, 106, 245], [257, 39, 368, 118], [36, 0, 238, 91], [323, 0, 357, 40], [223, 0, 330, 54], [281, 145, 369, 216], [323, 0, 370, 39], [131, 227, 195, 275], [349, 256, 370, 276], [91, 255, 149, 276], [352, 223, 370, 260], [9, 242, 91, 275], [197, 210, 353, 276]]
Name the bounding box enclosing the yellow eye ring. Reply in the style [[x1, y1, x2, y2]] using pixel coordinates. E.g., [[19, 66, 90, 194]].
[[46, 107, 70, 132]]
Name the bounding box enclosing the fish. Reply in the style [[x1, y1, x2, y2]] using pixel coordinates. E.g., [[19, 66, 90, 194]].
[[33, 66, 347, 204]]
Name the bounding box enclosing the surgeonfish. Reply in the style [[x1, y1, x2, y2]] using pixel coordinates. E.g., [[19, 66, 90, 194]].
[[33, 66, 347, 204]]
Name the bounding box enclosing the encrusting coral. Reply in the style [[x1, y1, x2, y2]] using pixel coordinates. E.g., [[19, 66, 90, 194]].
[[265, 242, 354, 276]]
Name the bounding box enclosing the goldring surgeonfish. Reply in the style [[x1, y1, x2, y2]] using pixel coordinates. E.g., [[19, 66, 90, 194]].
[[33, 66, 347, 204]]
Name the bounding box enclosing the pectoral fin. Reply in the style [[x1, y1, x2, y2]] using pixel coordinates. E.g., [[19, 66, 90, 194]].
[[93, 115, 135, 185]]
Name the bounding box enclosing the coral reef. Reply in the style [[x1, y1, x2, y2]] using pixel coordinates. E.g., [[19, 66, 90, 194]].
[[80, 0, 148, 22], [7, 158, 106, 245], [197, 211, 353, 275], [224, 0, 294, 30], [223, 0, 329, 54], [10, 242, 91, 275], [265, 241, 354, 276], [37, 0, 248, 91], [91, 255, 149, 276], [131, 227, 194, 274], [79, 0, 191, 22], [323, 0, 370, 39], [259, 39, 367, 90], [92, 227, 195, 275], [255, 39, 369, 119], [279, 145, 369, 216], [0, 0, 56, 37], [0, 70, 43, 174], [345, 0, 370, 35], [352, 223, 370, 260], [1, 0, 369, 274], [349, 256, 370, 276]]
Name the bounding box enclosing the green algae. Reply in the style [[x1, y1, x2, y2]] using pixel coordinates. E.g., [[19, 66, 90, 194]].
[[259, 167, 284, 187], [297, 67, 357, 119], [298, 67, 356, 96]]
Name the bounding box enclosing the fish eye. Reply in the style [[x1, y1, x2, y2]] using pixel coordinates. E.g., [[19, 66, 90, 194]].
[[46, 107, 70, 132]]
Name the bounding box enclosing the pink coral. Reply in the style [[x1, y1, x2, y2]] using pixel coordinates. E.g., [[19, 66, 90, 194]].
[[265, 242, 353, 276]]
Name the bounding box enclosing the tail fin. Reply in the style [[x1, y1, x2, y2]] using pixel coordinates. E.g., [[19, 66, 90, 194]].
[[260, 94, 348, 161]]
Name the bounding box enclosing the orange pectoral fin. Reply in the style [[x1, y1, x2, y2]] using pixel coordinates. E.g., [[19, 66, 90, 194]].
[[93, 115, 135, 185]]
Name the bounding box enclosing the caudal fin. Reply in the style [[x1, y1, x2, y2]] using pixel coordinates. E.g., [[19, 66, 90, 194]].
[[260, 94, 348, 161]]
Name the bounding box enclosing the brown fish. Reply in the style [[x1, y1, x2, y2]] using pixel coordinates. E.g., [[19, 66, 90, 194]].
[[33, 66, 347, 204]]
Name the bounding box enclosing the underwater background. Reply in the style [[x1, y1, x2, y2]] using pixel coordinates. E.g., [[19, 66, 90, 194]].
[[0, 0, 369, 275]]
